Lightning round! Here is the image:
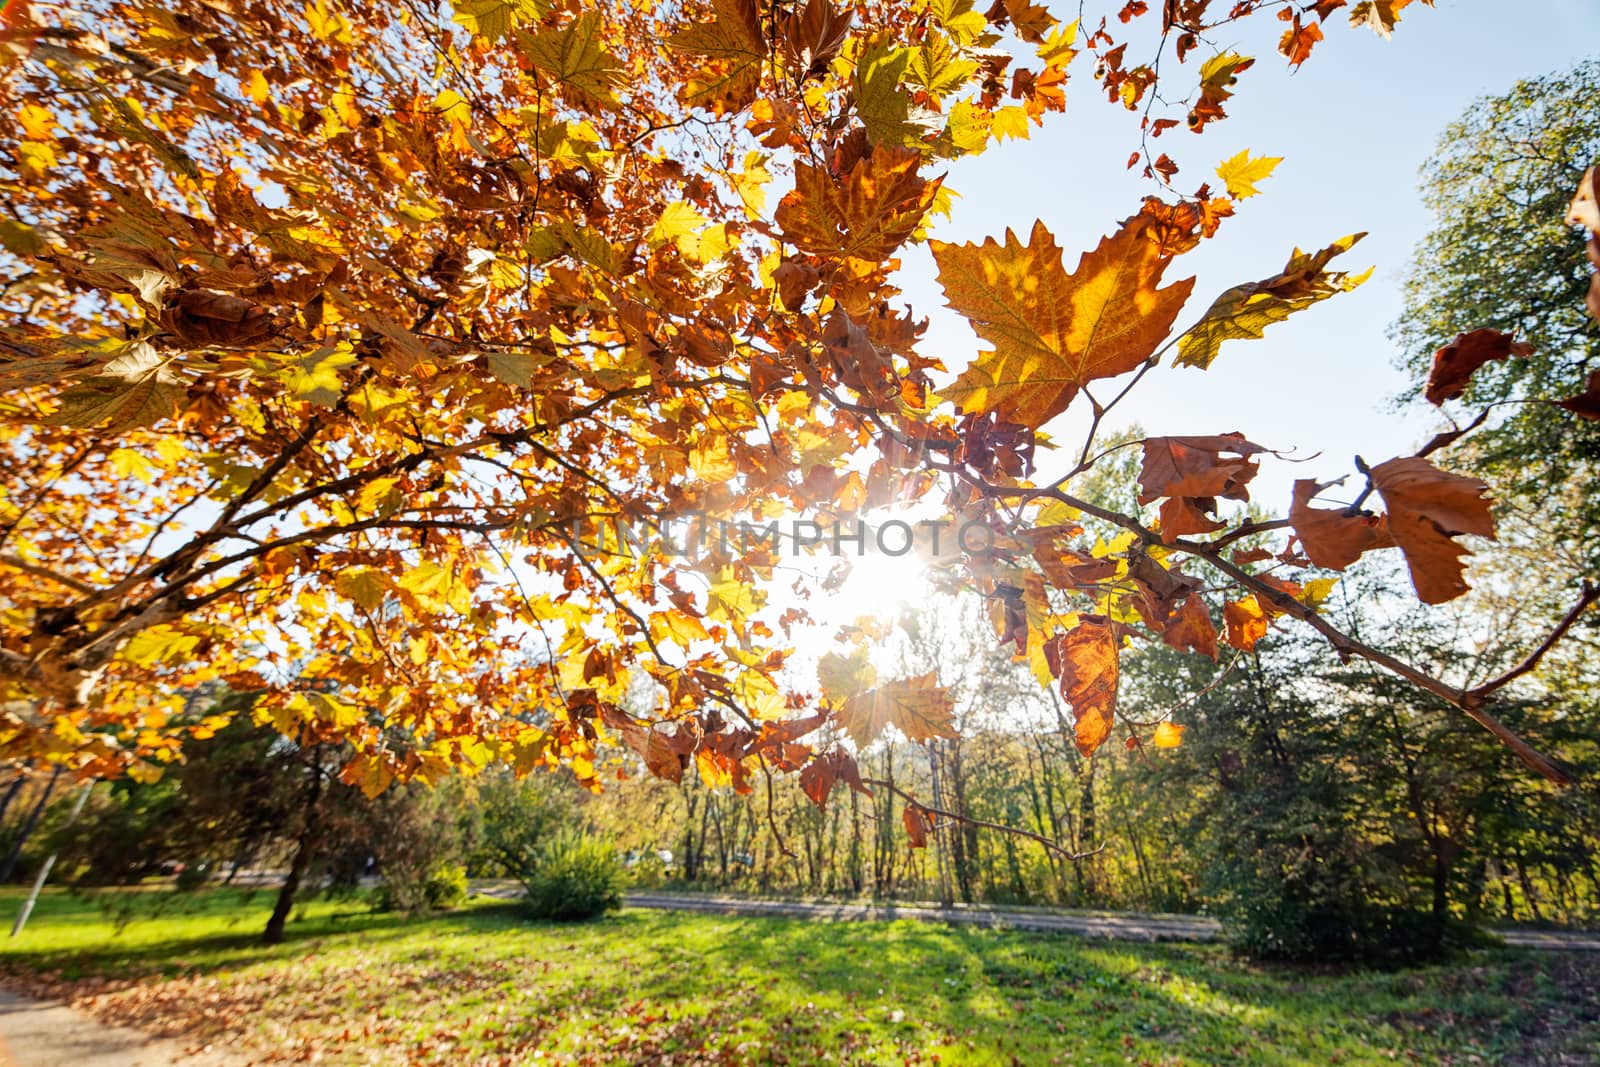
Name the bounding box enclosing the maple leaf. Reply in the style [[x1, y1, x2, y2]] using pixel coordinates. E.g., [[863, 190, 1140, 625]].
[[777, 0, 853, 83], [1279, 14, 1325, 68], [1223, 596, 1269, 651], [1163, 595, 1218, 660], [817, 644, 878, 703], [1423, 329, 1533, 405], [1137, 434, 1265, 503], [906, 33, 980, 97], [855, 35, 939, 148], [1288, 478, 1394, 570], [1043, 617, 1119, 757], [1190, 52, 1253, 131], [1368, 456, 1496, 605], [1001, 0, 1058, 43], [935, 216, 1195, 429], [775, 146, 942, 264], [1348, 0, 1417, 38], [902, 801, 935, 848], [46, 343, 184, 431], [524, 13, 624, 110], [1215, 149, 1281, 199], [834, 672, 957, 749], [799, 747, 871, 810], [668, 0, 767, 114], [452, 0, 543, 42], [1175, 234, 1371, 369]]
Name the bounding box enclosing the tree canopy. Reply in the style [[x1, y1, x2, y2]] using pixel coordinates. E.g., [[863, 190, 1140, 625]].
[[1, 0, 1595, 843]]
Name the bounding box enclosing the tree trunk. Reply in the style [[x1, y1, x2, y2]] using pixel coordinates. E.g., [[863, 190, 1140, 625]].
[[263, 761, 324, 945], [0, 771, 28, 827], [0, 765, 62, 883]]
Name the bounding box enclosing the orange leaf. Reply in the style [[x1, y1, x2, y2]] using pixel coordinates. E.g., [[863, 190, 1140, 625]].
[[1043, 617, 1120, 757], [1137, 433, 1265, 503], [1152, 721, 1184, 748], [1223, 596, 1268, 651], [1287, 478, 1395, 570], [902, 801, 934, 848], [1423, 329, 1532, 406], [1163, 594, 1218, 660], [799, 747, 872, 811], [934, 216, 1195, 429], [775, 146, 942, 264], [1368, 456, 1496, 605]]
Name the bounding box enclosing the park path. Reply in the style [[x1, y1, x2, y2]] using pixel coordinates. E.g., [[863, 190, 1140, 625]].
[[0, 989, 242, 1067], [620, 891, 1600, 949]]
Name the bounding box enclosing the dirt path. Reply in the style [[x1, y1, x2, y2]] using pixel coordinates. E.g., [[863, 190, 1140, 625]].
[[621, 891, 1600, 949], [0, 990, 242, 1067]]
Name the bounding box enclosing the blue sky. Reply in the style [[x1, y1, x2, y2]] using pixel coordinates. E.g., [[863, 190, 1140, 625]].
[[900, 0, 1597, 512]]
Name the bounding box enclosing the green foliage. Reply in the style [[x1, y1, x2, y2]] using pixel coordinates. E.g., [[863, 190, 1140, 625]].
[[374, 861, 467, 914], [467, 771, 574, 877], [173, 862, 213, 892], [520, 832, 625, 922], [1392, 58, 1600, 564]]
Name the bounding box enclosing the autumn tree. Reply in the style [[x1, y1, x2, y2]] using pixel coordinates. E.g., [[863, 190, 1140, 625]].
[[0, 0, 1596, 884]]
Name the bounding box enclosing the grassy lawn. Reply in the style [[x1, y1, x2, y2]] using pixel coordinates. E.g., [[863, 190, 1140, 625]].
[[0, 888, 1595, 1066]]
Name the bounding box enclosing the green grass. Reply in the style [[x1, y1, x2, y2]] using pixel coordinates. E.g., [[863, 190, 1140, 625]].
[[0, 887, 1595, 1065]]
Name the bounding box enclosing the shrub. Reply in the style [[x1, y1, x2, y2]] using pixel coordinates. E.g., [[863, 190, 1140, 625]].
[[174, 861, 213, 892], [376, 861, 468, 913], [521, 832, 624, 921]]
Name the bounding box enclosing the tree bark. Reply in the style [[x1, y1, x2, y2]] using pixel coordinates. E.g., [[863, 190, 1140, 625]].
[[263, 760, 324, 945], [0, 765, 62, 883], [0, 771, 28, 827]]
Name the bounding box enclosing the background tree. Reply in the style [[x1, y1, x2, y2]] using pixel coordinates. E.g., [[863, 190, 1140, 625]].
[[1392, 58, 1600, 567]]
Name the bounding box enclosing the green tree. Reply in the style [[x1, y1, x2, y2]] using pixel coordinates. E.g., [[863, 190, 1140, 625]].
[[1392, 59, 1600, 565]]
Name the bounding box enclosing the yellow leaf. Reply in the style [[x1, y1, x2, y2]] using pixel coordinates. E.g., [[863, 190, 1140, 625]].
[[1153, 721, 1184, 748], [335, 567, 390, 611], [649, 201, 708, 248], [127, 761, 164, 784], [1175, 234, 1369, 369], [453, 0, 545, 42], [524, 11, 624, 109], [433, 89, 472, 128], [855, 35, 937, 148], [18, 103, 56, 141], [992, 106, 1032, 142], [835, 672, 957, 748], [108, 447, 156, 484], [307, 690, 361, 728], [733, 152, 772, 217], [1215, 149, 1282, 199], [817, 644, 878, 703], [122, 626, 201, 667], [245, 70, 271, 104]]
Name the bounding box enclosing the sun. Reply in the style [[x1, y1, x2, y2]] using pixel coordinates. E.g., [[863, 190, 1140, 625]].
[[820, 544, 934, 626]]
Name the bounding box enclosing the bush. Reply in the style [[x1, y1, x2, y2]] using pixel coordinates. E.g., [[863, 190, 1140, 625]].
[[174, 861, 213, 892], [376, 861, 468, 913], [521, 832, 624, 921], [1224, 893, 1490, 967]]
